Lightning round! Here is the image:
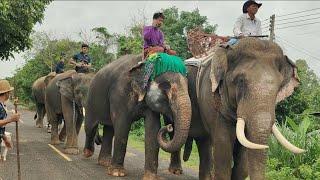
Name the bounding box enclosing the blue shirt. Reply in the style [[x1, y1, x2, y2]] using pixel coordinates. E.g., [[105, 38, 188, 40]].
[[73, 52, 92, 73], [55, 61, 65, 74], [73, 52, 91, 64], [0, 102, 7, 135]]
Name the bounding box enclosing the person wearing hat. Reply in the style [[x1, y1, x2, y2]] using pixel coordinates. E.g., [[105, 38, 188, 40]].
[[0, 80, 20, 148], [69, 43, 92, 73], [55, 52, 66, 74], [233, 0, 262, 37], [220, 0, 262, 48]]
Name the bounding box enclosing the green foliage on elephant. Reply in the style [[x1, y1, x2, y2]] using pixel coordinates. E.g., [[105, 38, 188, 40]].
[[0, 0, 52, 60], [161, 7, 217, 59], [267, 117, 320, 179], [276, 59, 320, 128]]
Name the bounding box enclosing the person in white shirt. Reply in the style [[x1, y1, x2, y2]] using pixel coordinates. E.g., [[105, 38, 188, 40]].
[[233, 0, 262, 37], [224, 0, 262, 47]]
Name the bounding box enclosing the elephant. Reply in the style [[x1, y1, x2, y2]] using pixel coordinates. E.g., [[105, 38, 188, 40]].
[[169, 38, 305, 180], [83, 54, 191, 179], [45, 70, 94, 154], [32, 72, 56, 129]]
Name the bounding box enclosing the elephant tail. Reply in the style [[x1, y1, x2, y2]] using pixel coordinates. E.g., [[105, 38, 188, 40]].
[[34, 113, 37, 120], [183, 137, 193, 162]]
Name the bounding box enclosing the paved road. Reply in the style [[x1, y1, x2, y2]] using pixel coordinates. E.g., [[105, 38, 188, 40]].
[[0, 103, 198, 180]]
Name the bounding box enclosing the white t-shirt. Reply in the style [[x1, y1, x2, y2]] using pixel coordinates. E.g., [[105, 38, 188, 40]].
[[233, 13, 262, 36]]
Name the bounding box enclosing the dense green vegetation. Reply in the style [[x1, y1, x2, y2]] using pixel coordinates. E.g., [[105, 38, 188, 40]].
[[6, 6, 320, 179], [0, 0, 52, 60]]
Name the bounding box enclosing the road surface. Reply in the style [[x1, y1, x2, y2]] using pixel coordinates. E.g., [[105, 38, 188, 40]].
[[0, 103, 198, 180]]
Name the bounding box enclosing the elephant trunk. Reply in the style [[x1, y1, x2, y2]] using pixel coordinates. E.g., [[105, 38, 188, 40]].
[[237, 112, 273, 179], [83, 115, 99, 158], [157, 89, 191, 153]]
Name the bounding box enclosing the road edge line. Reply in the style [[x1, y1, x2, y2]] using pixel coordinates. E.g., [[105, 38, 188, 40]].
[[48, 144, 72, 162]]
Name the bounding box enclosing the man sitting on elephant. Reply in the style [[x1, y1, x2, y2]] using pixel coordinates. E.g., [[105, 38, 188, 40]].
[[69, 43, 92, 73], [143, 12, 176, 59], [225, 0, 263, 47]]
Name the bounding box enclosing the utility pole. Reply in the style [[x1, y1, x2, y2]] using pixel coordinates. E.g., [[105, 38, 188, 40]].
[[269, 14, 275, 42]]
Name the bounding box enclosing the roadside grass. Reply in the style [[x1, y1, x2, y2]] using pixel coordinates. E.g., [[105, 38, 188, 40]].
[[127, 134, 200, 171]]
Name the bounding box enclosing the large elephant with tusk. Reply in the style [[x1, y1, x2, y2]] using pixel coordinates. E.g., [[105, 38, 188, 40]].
[[170, 38, 305, 180], [45, 70, 94, 154]]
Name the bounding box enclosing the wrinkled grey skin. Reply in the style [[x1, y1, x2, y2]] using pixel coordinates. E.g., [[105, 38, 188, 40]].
[[31, 72, 56, 128], [83, 54, 191, 179], [45, 70, 94, 155], [171, 38, 299, 180]]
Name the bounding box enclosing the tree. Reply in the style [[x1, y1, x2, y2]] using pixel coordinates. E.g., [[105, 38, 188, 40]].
[[0, 0, 52, 60], [161, 7, 217, 59]]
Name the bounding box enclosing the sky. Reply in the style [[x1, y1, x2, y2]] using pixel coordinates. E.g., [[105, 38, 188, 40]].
[[1, 1, 320, 78]]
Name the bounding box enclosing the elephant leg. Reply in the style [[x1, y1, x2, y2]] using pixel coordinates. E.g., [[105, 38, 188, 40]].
[[71, 108, 83, 148], [59, 120, 66, 142], [107, 113, 130, 177], [195, 137, 213, 180], [62, 98, 79, 155], [35, 103, 45, 128], [212, 116, 235, 180], [164, 115, 183, 175], [50, 115, 60, 145], [231, 140, 248, 180], [98, 125, 114, 167], [142, 110, 161, 180]]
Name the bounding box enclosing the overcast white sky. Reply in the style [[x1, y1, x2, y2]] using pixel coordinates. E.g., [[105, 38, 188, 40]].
[[1, 1, 320, 78]]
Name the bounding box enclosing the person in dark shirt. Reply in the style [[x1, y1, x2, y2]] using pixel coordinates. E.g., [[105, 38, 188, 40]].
[[0, 80, 20, 148], [69, 43, 92, 73], [55, 52, 66, 74]]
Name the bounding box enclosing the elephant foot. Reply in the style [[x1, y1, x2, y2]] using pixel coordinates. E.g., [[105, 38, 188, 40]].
[[35, 124, 43, 128], [59, 134, 66, 142], [83, 148, 94, 158], [98, 158, 111, 167], [142, 171, 163, 180], [50, 139, 60, 145], [168, 165, 183, 175], [107, 166, 127, 177], [64, 148, 79, 155]]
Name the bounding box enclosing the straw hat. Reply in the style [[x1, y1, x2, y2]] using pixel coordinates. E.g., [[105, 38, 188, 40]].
[[0, 80, 14, 94]]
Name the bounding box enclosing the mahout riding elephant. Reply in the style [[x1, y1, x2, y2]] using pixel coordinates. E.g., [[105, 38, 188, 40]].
[[168, 38, 305, 180], [45, 70, 94, 154], [83, 54, 191, 179], [32, 72, 56, 129]]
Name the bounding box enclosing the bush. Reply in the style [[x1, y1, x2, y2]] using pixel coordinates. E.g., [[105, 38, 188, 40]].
[[267, 117, 320, 179]]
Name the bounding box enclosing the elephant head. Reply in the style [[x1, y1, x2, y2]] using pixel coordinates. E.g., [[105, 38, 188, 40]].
[[211, 38, 304, 178], [56, 73, 94, 112], [129, 61, 192, 153]]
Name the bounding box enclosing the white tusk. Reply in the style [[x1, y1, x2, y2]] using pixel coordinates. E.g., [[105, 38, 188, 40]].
[[82, 107, 86, 117], [236, 118, 269, 149], [272, 124, 306, 154]]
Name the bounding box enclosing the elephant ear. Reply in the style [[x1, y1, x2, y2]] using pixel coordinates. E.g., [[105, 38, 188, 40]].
[[129, 61, 147, 102], [276, 56, 300, 103], [56, 76, 74, 101], [44, 72, 56, 87], [210, 48, 228, 93]]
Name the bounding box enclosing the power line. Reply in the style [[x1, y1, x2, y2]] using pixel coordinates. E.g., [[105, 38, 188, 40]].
[[275, 21, 320, 30], [277, 7, 320, 18], [277, 12, 320, 22], [276, 35, 320, 63], [276, 16, 320, 26]]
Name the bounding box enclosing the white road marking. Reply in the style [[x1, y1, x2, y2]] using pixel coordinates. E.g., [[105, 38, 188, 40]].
[[48, 144, 72, 162]]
